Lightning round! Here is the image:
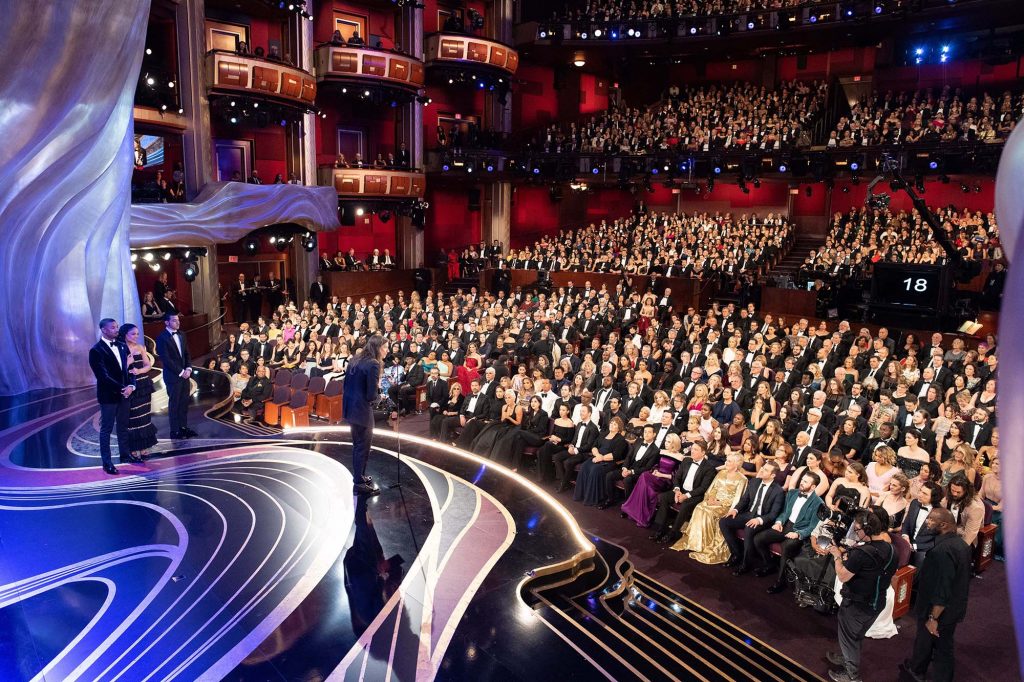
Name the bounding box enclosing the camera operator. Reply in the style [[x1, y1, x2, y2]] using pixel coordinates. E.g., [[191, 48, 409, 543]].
[[824, 508, 898, 682]]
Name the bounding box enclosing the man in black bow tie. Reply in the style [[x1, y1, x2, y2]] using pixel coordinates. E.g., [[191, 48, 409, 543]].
[[156, 312, 196, 440], [88, 318, 143, 474]]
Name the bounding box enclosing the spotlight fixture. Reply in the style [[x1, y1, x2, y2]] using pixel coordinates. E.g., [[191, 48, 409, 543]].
[[145, 48, 152, 55], [162, 252, 172, 261], [301, 232, 317, 251], [850, 162, 860, 171], [150, 262, 161, 272], [146, 77, 156, 86], [778, 163, 788, 173], [142, 252, 154, 262], [573, 51, 586, 67], [355, 207, 365, 216], [183, 262, 199, 281], [377, 211, 391, 224], [243, 237, 258, 254]]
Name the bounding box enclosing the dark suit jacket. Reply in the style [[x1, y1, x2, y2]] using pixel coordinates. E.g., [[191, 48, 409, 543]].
[[796, 422, 832, 452], [89, 340, 132, 404], [901, 501, 940, 551], [733, 479, 785, 523], [625, 440, 660, 474], [342, 357, 380, 427], [424, 379, 449, 407], [156, 329, 192, 386], [914, 532, 972, 623], [460, 392, 491, 419], [775, 490, 824, 539], [567, 421, 600, 454], [671, 457, 717, 501]]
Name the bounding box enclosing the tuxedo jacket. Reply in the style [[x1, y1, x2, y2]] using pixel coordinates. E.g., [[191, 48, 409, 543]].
[[734, 479, 785, 523], [775, 490, 824, 538], [566, 421, 600, 453], [156, 329, 192, 387], [795, 422, 832, 452], [424, 378, 449, 406], [670, 457, 717, 501], [89, 340, 133, 404], [901, 500, 940, 551], [460, 392, 491, 419], [625, 440, 661, 474]]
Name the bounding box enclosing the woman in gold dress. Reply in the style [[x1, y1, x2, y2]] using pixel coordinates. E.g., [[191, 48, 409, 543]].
[[671, 452, 747, 564]]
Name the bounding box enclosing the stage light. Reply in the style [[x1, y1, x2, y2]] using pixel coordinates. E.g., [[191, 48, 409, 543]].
[[627, 28, 636, 37], [941, 45, 950, 53], [808, 15, 817, 23], [915, 57, 923, 65], [183, 262, 198, 281], [302, 232, 317, 250], [486, 163, 495, 172], [162, 252, 171, 261], [940, 54, 948, 63], [713, 166, 721, 174], [874, 4, 883, 13], [130, 253, 138, 263], [243, 237, 258, 254], [142, 252, 154, 262], [593, 29, 602, 37], [230, 100, 236, 106], [161, 105, 167, 111], [573, 51, 586, 67], [146, 77, 156, 86], [580, 32, 588, 39], [230, 117, 237, 123], [845, 8, 854, 16], [150, 262, 161, 272], [355, 207, 365, 216], [592, 167, 600, 174], [611, 30, 618, 38], [689, 27, 697, 34], [915, 48, 924, 56], [364, 90, 370, 96], [533, 167, 541, 175], [929, 160, 938, 170], [539, 29, 548, 38], [145, 48, 152, 55], [178, 108, 184, 114], [850, 162, 859, 171], [442, 163, 450, 171], [253, 102, 258, 108], [747, 21, 755, 29], [651, 167, 659, 175], [778, 163, 788, 172]]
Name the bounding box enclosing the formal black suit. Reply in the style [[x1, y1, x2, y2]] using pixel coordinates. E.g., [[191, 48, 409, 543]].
[[309, 280, 329, 308], [652, 456, 717, 540], [342, 357, 380, 480], [424, 378, 449, 414], [552, 421, 600, 488], [796, 421, 832, 452], [440, 391, 490, 442], [605, 440, 660, 503], [156, 328, 192, 435], [901, 500, 941, 566], [88, 338, 135, 468], [719, 478, 786, 567]]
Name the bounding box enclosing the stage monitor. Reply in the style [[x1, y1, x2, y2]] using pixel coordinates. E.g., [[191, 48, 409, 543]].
[[870, 263, 951, 315]]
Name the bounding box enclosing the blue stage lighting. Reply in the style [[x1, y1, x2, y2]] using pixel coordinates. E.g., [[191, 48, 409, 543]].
[[850, 162, 859, 171], [778, 164, 788, 172], [929, 160, 938, 170], [592, 167, 600, 174]]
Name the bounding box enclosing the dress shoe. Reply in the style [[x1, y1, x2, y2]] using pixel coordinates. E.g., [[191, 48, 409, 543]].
[[827, 669, 862, 682], [182, 428, 198, 438], [121, 454, 144, 464], [753, 567, 775, 578], [766, 581, 787, 594], [648, 529, 664, 541], [620, 511, 628, 519], [826, 651, 847, 668], [732, 565, 752, 577], [659, 532, 681, 545], [103, 464, 119, 475], [360, 475, 374, 485], [353, 483, 380, 496], [170, 430, 184, 439], [724, 556, 741, 568], [596, 500, 611, 510], [898, 661, 926, 682]]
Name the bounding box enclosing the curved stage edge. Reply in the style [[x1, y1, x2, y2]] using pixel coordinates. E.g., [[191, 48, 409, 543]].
[[0, 386, 822, 681]]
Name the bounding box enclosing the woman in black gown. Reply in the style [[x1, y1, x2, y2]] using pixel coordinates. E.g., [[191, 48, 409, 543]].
[[574, 417, 629, 506], [430, 382, 464, 439], [118, 324, 158, 458], [472, 389, 523, 457], [492, 396, 549, 471], [457, 386, 504, 450], [536, 403, 576, 483]]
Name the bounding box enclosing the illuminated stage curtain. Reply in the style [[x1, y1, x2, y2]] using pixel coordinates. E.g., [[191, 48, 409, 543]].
[[0, 0, 150, 393]]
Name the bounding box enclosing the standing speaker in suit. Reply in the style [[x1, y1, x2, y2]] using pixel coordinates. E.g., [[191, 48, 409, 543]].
[[88, 318, 142, 474], [156, 313, 195, 439], [344, 335, 387, 496]]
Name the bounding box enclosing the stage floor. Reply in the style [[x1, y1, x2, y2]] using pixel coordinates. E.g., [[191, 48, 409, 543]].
[[0, 383, 824, 681]]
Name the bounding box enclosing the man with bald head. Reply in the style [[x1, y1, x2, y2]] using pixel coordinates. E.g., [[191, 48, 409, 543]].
[[902, 508, 971, 682]]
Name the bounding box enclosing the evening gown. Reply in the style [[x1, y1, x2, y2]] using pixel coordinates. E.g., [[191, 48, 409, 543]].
[[126, 353, 158, 452], [574, 433, 628, 506], [670, 472, 746, 563], [621, 455, 682, 527]]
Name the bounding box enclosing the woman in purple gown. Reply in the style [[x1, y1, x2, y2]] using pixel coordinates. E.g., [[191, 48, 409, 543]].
[[621, 433, 684, 527]]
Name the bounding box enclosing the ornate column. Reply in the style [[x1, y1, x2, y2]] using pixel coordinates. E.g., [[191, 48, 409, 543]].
[[482, 183, 512, 252], [0, 0, 151, 393], [176, 0, 215, 198], [395, 3, 425, 269]]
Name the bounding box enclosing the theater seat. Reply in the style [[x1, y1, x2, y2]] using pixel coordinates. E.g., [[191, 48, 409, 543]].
[[281, 390, 310, 429], [289, 373, 309, 392], [974, 500, 997, 574], [306, 376, 326, 412], [273, 368, 292, 388], [890, 533, 916, 619], [264, 385, 291, 426], [316, 380, 343, 423]]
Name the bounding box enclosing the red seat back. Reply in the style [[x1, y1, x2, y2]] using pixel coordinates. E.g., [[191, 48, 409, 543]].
[[272, 385, 290, 403], [290, 373, 309, 391], [890, 532, 912, 568], [324, 379, 343, 397], [274, 369, 292, 386], [289, 390, 308, 409], [307, 376, 327, 395]]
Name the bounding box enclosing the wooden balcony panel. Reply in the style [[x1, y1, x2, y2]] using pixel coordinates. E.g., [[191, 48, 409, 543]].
[[207, 51, 316, 108], [425, 34, 519, 77], [314, 45, 425, 94], [318, 167, 426, 198]]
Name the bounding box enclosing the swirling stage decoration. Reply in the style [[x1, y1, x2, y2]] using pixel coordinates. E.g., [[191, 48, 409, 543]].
[[130, 182, 341, 248], [0, 0, 151, 394]]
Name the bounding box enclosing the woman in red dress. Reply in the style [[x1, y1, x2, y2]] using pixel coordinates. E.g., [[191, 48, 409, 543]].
[[456, 342, 482, 394], [447, 249, 460, 280]]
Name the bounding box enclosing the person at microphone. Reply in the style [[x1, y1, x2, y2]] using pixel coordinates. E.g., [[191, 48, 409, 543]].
[[344, 335, 387, 496]]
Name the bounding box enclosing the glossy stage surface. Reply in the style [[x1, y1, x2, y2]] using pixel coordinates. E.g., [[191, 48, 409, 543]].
[[0, 379, 821, 681]]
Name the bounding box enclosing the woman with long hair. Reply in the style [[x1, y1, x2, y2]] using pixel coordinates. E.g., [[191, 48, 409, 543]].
[[343, 334, 387, 496], [118, 324, 158, 458]]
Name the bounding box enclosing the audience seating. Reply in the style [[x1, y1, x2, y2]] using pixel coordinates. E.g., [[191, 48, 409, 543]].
[[306, 376, 327, 411], [975, 500, 998, 575], [264, 385, 292, 426], [316, 379, 344, 423], [281, 390, 311, 429]]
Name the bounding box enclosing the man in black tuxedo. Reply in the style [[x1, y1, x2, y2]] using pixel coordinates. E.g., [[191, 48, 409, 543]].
[[790, 431, 820, 469], [156, 313, 195, 439], [319, 252, 336, 271], [721, 461, 786, 572], [553, 405, 600, 492], [424, 368, 450, 417], [601, 425, 659, 509], [439, 379, 489, 442], [308, 274, 329, 309], [796, 407, 832, 452], [231, 273, 249, 324], [396, 142, 411, 169], [901, 481, 945, 566], [88, 318, 142, 474], [264, 272, 283, 312], [650, 440, 717, 544]]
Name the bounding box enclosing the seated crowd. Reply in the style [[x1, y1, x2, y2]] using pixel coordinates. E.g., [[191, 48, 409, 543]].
[[551, 0, 815, 22], [319, 247, 397, 272], [531, 81, 826, 155], [496, 210, 792, 280], [799, 205, 1004, 282], [831, 87, 1022, 148]]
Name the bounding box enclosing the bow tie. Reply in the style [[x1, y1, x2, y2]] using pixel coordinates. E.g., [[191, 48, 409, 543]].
[[799, 493, 810, 498], [108, 340, 118, 347]]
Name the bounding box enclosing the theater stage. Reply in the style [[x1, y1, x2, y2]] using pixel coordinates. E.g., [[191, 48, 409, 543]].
[[0, 380, 822, 681]]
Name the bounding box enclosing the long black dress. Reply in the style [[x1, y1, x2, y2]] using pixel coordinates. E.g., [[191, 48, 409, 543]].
[[126, 352, 158, 452], [471, 405, 521, 457], [492, 409, 549, 469], [574, 433, 629, 506], [456, 399, 502, 450]]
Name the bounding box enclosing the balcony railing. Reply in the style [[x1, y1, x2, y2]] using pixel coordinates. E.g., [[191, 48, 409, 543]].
[[206, 50, 316, 108], [313, 45, 425, 94], [318, 166, 426, 199], [424, 33, 519, 77]]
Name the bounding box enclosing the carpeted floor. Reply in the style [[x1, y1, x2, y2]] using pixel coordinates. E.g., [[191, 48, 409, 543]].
[[391, 412, 1019, 681]]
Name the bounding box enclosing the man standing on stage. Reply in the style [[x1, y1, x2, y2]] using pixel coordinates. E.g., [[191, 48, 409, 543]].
[[344, 335, 387, 496], [156, 312, 196, 440], [88, 318, 142, 474]]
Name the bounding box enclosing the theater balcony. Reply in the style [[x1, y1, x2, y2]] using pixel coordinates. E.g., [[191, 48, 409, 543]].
[[424, 33, 519, 81], [317, 166, 426, 200], [206, 50, 317, 111], [313, 45, 425, 99]]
